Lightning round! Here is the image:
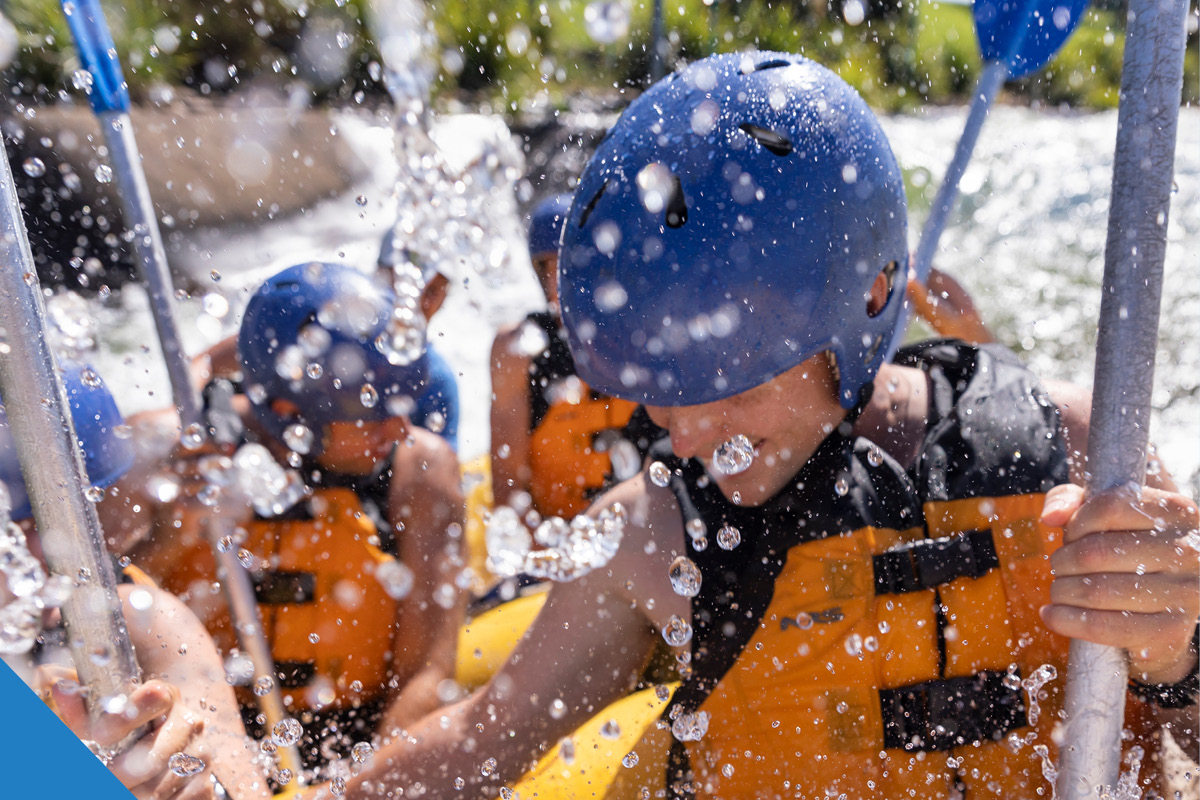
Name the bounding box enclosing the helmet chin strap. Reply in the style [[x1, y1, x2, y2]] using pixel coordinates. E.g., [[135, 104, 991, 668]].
[[840, 381, 876, 431]]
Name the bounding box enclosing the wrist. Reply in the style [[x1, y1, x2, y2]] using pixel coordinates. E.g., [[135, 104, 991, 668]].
[[1130, 626, 1200, 709]]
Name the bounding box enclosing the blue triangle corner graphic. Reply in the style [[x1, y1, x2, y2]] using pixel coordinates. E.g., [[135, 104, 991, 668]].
[[0, 657, 134, 799]]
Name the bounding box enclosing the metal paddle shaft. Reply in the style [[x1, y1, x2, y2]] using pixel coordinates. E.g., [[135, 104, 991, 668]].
[[99, 112, 202, 427], [61, 0, 302, 775], [0, 139, 140, 713], [1055, 0, 1188, 794], [910, 60, 1008, 285]]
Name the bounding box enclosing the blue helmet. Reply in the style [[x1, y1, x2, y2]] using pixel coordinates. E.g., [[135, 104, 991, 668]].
[[0, 362, 134, 520], [238, 263, 429, 452], [528, 194, 572, 259], [559, 52, 908, 409]]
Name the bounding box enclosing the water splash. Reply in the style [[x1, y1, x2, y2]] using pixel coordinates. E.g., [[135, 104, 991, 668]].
[[485, 503, 625, 583], [0, 488, 73, 655]]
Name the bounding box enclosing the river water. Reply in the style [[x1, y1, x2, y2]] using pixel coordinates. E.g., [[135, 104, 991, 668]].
[[74, 103, 1200, 493]]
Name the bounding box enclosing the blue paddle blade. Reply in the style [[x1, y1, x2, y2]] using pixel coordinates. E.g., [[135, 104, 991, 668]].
[[61, 0, 130, 114], [974, 0, 1091, 79]]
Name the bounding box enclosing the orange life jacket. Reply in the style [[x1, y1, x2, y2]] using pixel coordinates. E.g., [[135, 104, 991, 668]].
[[147, 485, 404, 714], [524, 311, 638, 518], [639, 342, 1148, 799]]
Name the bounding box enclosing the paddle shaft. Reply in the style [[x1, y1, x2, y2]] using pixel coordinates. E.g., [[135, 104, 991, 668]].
[[650, 0, 666, 81], [911, 59, 1008, 285], [1055, 0, 1188, 793], [65, 0, 299, 766], [0, 139, 140, 716]]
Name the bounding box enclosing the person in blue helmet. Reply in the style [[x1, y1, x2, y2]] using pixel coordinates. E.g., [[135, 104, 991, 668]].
[[0, 363, 272, 800], [489, 193, 651, 521], [124, 263, 467, 772], [377, 226, 460, 450], [96, 53, 1197, 800]]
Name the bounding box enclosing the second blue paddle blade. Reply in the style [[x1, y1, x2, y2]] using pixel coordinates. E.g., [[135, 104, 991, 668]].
[[974, 0, 1091, 79]]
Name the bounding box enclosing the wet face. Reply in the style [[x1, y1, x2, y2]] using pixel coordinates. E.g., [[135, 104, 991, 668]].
[[316, 417, 405, 471], [644, 352, 845, 506], [531, 253, 559, 311], [267, 398, 403, 471]]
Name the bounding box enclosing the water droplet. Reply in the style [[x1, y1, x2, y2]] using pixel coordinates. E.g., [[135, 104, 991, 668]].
[[834, 477, 849, 496], [600, 719, 621, 739], [168, 753, 205, 777], [691, 534, 709, 552], [275, 768, 293, 786], [549, 698, 567, 719], [712, 434, 755, 475], [282, 424, 314, 454], [668, 556, 702, 597], [716, 524, 741, 550], [180, 423, 207, 451], [844, 633, 864, 657], [360, 383, 379, 409], [351, 741, 373, 763], [670, 710, 710, 742], [253, 675, 274, 696], [622, 751, 639, 767], [480, 757, 497, 777], [22, 158, 45, 178], [85, 485, 104, 502], [94, 164, 113, 184], [308, 632, 320, 644], [236, 548, 255, 569], [648, 461, 670, 487], [356, 195, 368, 206], [685, 518, 706, 540], [560, 736, 576, 764], [272, 717, 303, 747], [662, 615, 693, 647], [794, 611, 813, 630], [375, 559, 414, 600], [867, 446, 883, 467]]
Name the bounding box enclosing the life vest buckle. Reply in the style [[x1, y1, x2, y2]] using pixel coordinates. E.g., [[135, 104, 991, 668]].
[[880, 670, 1028, 752], [873, 529, 999, 595]]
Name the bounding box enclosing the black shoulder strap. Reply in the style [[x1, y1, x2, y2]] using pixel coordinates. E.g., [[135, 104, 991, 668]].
[[526, 312, 576, 433]]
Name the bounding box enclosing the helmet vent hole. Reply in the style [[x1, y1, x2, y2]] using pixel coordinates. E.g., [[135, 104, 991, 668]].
[[754, 59, 791, 71], [579, 179, 608, 228], [664, 174, 688, 228], [866, 260, 900, 318], [738, 124, 793, 157]]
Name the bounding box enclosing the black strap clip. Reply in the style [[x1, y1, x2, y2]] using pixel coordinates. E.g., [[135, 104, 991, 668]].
[[874, 528, 999, 595], [880, 670, 1028, 752]]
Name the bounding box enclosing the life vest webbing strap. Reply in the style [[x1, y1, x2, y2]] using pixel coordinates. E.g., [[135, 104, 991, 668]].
[[253, 570, 317, 604], [873, 528, 998, 595], [880, 669, 1027, 752]]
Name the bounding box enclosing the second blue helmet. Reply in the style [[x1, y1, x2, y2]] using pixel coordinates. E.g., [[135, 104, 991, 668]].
[[238, 263, 429, 452]]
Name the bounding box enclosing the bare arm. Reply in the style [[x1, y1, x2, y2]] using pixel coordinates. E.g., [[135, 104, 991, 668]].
[[123, 584, 273, 800], [906, 268, 995, 345], [378, 429, 468, 732], [489, 326, 534, 510], [314, 476, 682, 799]]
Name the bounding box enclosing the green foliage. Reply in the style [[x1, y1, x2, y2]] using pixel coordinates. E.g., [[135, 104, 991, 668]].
[[3, 0, 381, 102], [0, 0, 1174, 111]]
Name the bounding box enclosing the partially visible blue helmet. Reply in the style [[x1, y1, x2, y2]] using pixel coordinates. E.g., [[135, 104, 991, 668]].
[[238, 263, 429, 452], [0, 361, 134, 520], [528, 194, 572, 259], [559, 52, 908, 409]]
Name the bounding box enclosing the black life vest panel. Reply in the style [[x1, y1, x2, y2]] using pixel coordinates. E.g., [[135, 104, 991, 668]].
[[652, 341, 1082, 800]]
